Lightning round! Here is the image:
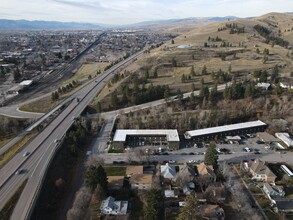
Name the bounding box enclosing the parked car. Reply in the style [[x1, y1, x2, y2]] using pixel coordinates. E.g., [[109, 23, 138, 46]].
[[188, 159, 196, 163], [168, 160, 176, 164]]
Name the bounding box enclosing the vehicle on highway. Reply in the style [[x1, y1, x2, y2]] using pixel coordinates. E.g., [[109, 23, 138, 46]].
[[72, 116, 77, 120], [23, 151, 30, 157], [54, 139, 60, 143], [15, 169, 25, 175], [168, 160, 176, 163]]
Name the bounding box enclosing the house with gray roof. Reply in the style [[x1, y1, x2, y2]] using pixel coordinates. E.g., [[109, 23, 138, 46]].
[[160, 163, 176, 179], [100, 196, 128, 215], [263, 183, 285, 201]]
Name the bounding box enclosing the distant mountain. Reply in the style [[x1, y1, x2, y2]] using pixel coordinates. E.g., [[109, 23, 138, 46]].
[[207, 16, 239, 21], [0, 16, 242, 30], [0, 19, 101, 30]]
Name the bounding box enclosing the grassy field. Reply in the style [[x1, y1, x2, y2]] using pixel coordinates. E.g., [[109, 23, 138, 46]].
[[19, 96, 62, 113], [63, 62, 108, 85], [0, 132, 37, 169], [0, 179, 28, 220], [104, 166, 126, 176]]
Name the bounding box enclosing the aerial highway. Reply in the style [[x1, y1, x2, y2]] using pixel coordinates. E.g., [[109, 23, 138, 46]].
[[0, 49, 145, 219]]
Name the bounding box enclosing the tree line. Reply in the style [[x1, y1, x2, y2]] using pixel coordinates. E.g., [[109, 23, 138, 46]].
[[254, 24, 289, 47]]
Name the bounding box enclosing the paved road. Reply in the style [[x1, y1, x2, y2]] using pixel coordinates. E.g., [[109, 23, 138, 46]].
[[5, 50, 144, 220], [89, 83, 230, 119], [0, 105, 44, 119]]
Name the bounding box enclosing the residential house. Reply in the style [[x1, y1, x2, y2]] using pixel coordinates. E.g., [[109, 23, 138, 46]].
[[248, 159, 276, 183], [196, 162, 216, 183], [107, 176, 125, 190], [160, 163, 176, 179], [204, 184, 227, 203], [129, 174, 153, 190], [126, 165, 143, 177], [201, 204, 225, 220], [263, 183, 285, 201], [100, 196, 128, 215], [176, 163, 196, 184]]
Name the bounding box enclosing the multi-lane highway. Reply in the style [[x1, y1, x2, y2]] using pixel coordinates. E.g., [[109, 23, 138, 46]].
[[0, 49, 145, 220]]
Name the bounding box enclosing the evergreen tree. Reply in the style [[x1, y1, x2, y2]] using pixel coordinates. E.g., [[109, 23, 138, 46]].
[[164, 86, 170, 101], [172, 57, 177, 67], [111, 91, 119, 108], [171, 39, 175, 44], [85, 165, 108, 192], [144, 189, 162, 220], [96, 101, 102, 113], [204, 142, 218, 169], [190, 65, 195, 76], [177, 191, 199, 220], [153, 67, 158, 78], [271, 65, 279, 83], [201, 65, 207, 75], [13, 67, 21, 82], [209, 83, 217, 104]]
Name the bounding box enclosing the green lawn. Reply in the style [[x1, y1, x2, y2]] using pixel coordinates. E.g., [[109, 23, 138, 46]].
[[104, 166, 126, 176]]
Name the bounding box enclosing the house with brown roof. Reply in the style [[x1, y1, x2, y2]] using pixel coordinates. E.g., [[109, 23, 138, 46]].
[[248, 159, 276, 183], [175, 163, 196, 186], [196, 162, 216, 183], [107, 176, 125, 190], [129, 174, 153, 190], [126, 165, 143, 177]]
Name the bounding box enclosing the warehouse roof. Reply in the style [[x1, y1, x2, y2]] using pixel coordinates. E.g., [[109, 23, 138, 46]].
[[185, 120, 266, 139], [113, 129, 180, 142]]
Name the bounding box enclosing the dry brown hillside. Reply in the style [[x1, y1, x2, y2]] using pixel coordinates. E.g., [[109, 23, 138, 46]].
[[95, 13, 293, 110]]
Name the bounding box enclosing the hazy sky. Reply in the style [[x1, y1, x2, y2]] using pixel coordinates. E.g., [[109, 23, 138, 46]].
[[0, 0, 292, 24]]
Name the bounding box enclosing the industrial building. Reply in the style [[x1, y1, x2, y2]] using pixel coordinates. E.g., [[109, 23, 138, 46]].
[[184, 120, 267, 141], [113, 129, 180, 150]]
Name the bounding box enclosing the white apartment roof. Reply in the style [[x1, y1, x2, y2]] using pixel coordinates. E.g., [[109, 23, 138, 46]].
[[113, 129, 180, 142], [185, 120, 266, 139], [19, 80, 33, 86]]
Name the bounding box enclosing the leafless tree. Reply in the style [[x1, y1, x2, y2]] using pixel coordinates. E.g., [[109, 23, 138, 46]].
[[66, 187, 92, 220], [85, 155, 104, 168]]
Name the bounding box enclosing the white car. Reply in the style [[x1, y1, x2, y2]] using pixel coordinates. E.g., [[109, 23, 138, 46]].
[[188, 159, 196, 163], [23, 151, 30, 157], [168, 160, 176, 163]]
